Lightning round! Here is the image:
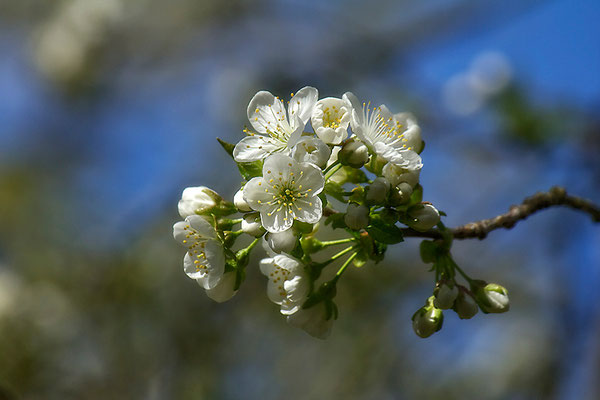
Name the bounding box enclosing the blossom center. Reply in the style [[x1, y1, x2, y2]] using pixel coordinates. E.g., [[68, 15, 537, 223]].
[[322, 105, 343, 129]]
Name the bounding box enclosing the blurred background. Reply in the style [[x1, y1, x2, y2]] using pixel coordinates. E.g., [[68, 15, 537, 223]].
[[0, 0, 599, 399]]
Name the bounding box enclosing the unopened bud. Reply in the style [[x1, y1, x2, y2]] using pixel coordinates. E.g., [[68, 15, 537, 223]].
[[234, 188, 252, 212], [408, 204, 440, 232], [338, 139, 369, 168], [266, 229, 298, 254], [241, 212, 265, 237], [412, 296, 444, 338], [433, 282, 458, 310], [382, 163, 420, 187], [471, 281, 510, 314], [366, 177, 390, 205], [388, 182, 413, 206], [178, 186, 223, 218], [454, 290, 479, 319], [344, 203, 370, 230]]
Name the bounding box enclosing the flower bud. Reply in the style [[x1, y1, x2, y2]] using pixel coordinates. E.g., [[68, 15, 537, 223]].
[[203, 271, 237, 303], [454, 290, 479, 319], [471, 281, 510, 314], [234, 188, 252, 212], [338, 139, 369, 168], [388, 182, 413, 206], [266, 228, 298, 254], [433, 282, 459, 310], [382, 163, 420, 187], [366, 177, 390, 205], [344, 203, 370, 230], [178, 186, 222, 218], [412, 297, 444, 338], [408, 204, 440, 232], [241, 212, 265, 237]]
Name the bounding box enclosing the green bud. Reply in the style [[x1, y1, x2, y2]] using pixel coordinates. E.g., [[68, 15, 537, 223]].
[[344, 203, 370, 230], [411, 296, 444, 338], [471, 281, 510, 314], [388, 182, 413, 206], [408, 203, 440, 232], [365, 177, 391, 205]]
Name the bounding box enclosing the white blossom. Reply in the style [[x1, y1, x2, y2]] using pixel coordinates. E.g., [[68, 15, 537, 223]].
[[344, 92, 422, 171], [292, 136, 331, 168], [310, 97, 351, 145], [204, 271, 237, 303], [173, 215, 225, 289], [259, 254, 309, 315], [434, 283, 459, 310], [287, 301, 334, 339], [233, 87, 318, 162], [243, 154, 324, 233], [178, 186, 222, 218]]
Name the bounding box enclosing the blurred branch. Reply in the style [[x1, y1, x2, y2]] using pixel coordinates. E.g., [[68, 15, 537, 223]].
[[401, 186, 600, 240]]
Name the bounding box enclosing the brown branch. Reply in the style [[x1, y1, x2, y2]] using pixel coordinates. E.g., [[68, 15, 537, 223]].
[[325, 186, 600, 240]]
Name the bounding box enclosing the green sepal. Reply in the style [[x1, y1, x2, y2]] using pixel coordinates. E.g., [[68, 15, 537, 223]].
[[366, 214, 404, 244], [294, 220, 314, 234], [300, 237, 323, 254]]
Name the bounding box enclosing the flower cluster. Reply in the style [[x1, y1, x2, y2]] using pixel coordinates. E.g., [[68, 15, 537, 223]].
[[172, 86, 509, 339]]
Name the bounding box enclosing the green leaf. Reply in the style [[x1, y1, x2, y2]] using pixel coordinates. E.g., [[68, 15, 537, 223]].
[[318, 192, 329, 208], [324, 182, 345, 202], [366, 215, 404, 244], [419, 240, 439, 264], [343, 167, 369, 183], [324, 213, 346, 229]]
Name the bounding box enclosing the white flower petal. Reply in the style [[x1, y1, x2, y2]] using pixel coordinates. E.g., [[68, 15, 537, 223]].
[[296, 162, 325, 196], [243, 177, 274, 212], [183, 240, 225, 289], [233, 135, 284, 162], [293, 197, 322, 224], [204, 271, 237, 303], [288, 86, 318, 127], [260, 206, 294, 233], [292, 136, 331, 168], [247, 90, 287, 134], [374, 142, 423, 170], [187, 215, 217, 239], [263, 153, 295, 177]]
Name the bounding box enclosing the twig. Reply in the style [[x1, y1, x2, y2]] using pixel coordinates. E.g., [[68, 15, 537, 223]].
[[326, 186, 600, 240]]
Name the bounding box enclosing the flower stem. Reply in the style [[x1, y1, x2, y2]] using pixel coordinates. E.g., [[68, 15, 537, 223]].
[[235, 238, 261, 267], [319, 238, 356, 248], [316, 246, 357, 269], [323, 160, 340, 175], [452, 261, 474, 285], [324, 164, 343, 181], [331, 251, 359, 284]]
